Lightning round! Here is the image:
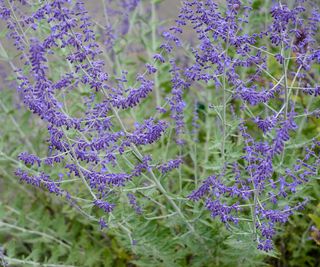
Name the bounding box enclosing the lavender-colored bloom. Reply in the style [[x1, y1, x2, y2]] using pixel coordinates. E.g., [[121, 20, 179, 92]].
[[2, 0, 320, 254], [254, 116, 277, 134], [94, 199, 115, 213], [131, 155, 152, 177], [127, 193, 142, 214], [145, 63, 157, 74], [102, 0, 140, 48], [191, 100, 200, 141], [205, 199, 239, 224], [156, 106, 167, 114], [99, 218, 108, 229], [18, 152, 41, 167], [188, 176, 214, 201], [272, 110, 297, 155], [15, 169, 63, 195], [259, 222, 275, 239], [153, 54, 165, 63], [167, 60, 189, 145], [0, 0, 172, 229], [190, 132, 320, 250], [257, 238, 273, 252], [129, 119, 167, 146], [238, 85, 277, 106], [157, 158, 183, 174], [85, 171, 131, 189], [112, 76, 154, 109]]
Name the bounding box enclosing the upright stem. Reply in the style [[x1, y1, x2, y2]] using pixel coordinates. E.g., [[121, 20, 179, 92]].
[[6, 0, 29, 46], [63, 130, 97, 200], [202, 89, 212, 178], [0, 221, 70, 249], [2, 256, 76, 267], [252, 186, 258, 239], [0, 98, 36, 154], [6, 0, 208, 250], [0, 41, 36, 154], [193, 144, 198, 187], [151, 1, 161, 107], [109, 103, 211, 254], [111, 103, 198, 237], [221, 37, 230, 162], [222, 76, 227, 161], [281, 42, 289, 120]]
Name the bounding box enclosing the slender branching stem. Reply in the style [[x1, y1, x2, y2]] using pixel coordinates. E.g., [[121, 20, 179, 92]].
[[2, 256, 77, 267], [151, 1, 161, 107], [0, 221, 70, 249]]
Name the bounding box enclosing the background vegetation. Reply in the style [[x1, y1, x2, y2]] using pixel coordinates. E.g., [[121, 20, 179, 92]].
[[0, 0, 319, 266]]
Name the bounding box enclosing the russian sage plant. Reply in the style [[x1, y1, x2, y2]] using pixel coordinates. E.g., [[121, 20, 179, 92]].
[[0, 0, 319, 266], [164, 0, 320, 251]]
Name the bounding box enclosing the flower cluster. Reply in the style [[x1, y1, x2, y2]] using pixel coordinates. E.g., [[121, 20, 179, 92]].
[[177, 0, 320, 251], [1, 0, 319, 254], [189, 136, 318, 250], [0, 0, 175, 220]]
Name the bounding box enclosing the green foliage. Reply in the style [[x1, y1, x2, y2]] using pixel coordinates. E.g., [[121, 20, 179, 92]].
[[0, 0, 319, 266], [309, 204, 320, 229], [266, 183, 320, 267]]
